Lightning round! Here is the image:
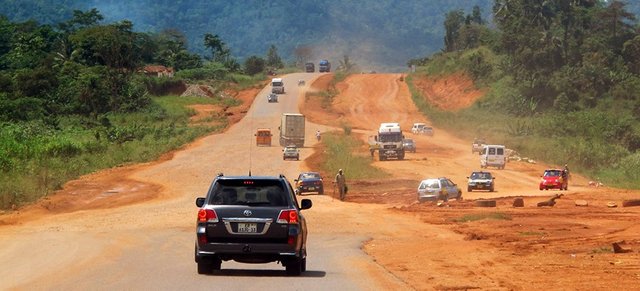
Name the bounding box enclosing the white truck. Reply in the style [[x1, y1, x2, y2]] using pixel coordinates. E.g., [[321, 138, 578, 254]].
[[375, 122, 405, 161], [271, 78, 285, 94], [279, 113, 305, 147]]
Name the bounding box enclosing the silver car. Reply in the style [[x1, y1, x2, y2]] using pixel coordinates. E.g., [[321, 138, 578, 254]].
[[283, 146, 299, 160], [417, 177, 462, 202]]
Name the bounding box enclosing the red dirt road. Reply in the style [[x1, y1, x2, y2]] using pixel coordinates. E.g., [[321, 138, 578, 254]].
[[1, 72, 639, 290]]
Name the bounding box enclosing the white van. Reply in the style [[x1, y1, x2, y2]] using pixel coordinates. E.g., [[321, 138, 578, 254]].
[[480, 145, 506, 169]]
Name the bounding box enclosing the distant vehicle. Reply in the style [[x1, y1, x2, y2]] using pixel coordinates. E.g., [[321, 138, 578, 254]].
[[539, 169, 568, 191], [411, 123, 426, 134], [422, 126, 433, 136], [283, 145, 300, 160], [411, 123, 433, 136], [402, 138, 416, 153], [194, 173, 312, 275], [319, 59, 331, 72], [294, 172, 324, 195], [267, 93, 278, 103], [255, 128, 272, 146], [471, 138, 486, 154], [305, 62, 315, 72], [376, 122, 405, 161], [271, 78, 285, 94], [467, 171, 495, 192], [279, 113, 305, 147], [480, 145, 506, 169], [417, 177, 462, 203]]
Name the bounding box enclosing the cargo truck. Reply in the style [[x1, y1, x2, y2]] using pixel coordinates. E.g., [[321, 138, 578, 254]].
[[271, 78, 285, 94], [375, 122, 405, 161], [305, 62, 315, 72], [319, 60, 331, 72], [279, 113, 305, 147]]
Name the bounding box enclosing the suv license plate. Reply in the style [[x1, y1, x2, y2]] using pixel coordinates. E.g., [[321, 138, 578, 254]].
[[237, 223, 257, 233], [308, 187, 315, 190]]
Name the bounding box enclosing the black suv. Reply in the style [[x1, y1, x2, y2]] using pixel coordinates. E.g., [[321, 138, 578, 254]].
[[195, 173, 312, 275]]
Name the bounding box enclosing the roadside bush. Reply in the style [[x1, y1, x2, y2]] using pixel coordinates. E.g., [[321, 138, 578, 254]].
[[176, 62, 229, 81], [42, 138, 83, 157], [142, 76, 186, 96]]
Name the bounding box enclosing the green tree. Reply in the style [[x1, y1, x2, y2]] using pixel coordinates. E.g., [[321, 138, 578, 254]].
[[444, 10, 465, 52], [623, 35, 640, 74], [69, 21, 144, 72], [265, 44, 283, 69], [244, 55, 265, 75]]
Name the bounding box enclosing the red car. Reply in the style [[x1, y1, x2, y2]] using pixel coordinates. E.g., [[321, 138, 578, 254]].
[[539, 169, 568, 191]]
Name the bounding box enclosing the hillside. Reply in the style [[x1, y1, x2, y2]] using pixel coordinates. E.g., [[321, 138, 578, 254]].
[[0, 0, 497, 70]]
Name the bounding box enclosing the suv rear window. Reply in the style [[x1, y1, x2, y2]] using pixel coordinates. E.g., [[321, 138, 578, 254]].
[[208, 179, 288, 206]]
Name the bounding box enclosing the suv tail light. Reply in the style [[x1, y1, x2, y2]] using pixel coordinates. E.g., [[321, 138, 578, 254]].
[[277, 210, 299, 224], [198, 209, 218, 223]]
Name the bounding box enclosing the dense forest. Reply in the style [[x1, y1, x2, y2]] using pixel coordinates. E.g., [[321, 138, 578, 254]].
[[411, 0, 640, 187], [0, 0, 499, 70]]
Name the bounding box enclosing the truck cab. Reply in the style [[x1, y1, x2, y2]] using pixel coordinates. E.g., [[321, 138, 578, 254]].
[[271, 78, 285, 94], [376, 122, 405, 161], [305, 63, 315, 72], [319, 60, 331, 72]]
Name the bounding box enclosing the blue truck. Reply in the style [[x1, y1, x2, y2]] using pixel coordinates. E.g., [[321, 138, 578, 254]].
[[318, 60, 331, 72]]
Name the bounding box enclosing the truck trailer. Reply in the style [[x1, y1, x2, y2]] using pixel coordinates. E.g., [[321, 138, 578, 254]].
[[279, 113, 305, 148]]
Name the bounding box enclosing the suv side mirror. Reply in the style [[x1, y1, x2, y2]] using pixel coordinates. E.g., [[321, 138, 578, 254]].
[[195, 197, 205, 207], [300, 199, 313, 210]]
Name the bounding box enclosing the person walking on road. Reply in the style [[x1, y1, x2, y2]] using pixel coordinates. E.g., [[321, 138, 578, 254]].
[[335, 169, 346, 201]]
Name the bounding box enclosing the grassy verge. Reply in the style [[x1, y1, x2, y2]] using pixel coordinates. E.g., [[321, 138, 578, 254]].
[[319, 131, 386, 180], [0, 95, 234, 209], [453, 212, 512, 223]]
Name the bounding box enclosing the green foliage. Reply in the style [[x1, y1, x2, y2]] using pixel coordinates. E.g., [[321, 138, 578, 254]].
[[265, 45, 283, 69], [0, 95, 233, 209], [320, 132, 386, 180], [175, 62, 229, 80], [141, 75, 186, 96], [454, 212, 511, 222], [243, 55, 265, 76]]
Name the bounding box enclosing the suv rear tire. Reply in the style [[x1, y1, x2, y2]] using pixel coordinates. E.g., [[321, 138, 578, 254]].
[[197, 261, 213, 275], [285, 258, 304, 276]]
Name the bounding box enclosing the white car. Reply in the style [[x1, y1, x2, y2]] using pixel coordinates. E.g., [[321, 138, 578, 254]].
[[411, 123, 433, 136], [417, 177, 462, 202]]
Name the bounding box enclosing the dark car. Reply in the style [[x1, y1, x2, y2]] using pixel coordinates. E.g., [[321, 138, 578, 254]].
[[466, 171, 495, 192], [294, 172, 324, 195], [402, 138, 416, 153], [267, 93, 278, 103], [194, 173, 313, 276]]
